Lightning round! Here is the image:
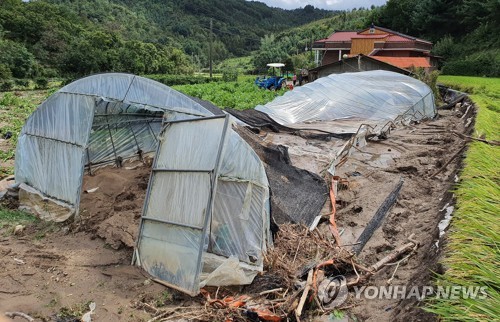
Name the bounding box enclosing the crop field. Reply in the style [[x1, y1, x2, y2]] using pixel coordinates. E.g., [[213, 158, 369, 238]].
[[0, 90, 51, 177], [173, 75, 287, 109], [426, 76, 500, 321]]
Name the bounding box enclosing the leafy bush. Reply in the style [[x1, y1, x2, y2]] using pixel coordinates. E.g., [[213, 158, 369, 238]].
[[0, 80, 14, 91], [442, 50, 500, 77], [0, 64, 12, 80], [35, 77, 49, 89], [146, 74, 223, 86], [222, 69, 238, 82], [14, 79, 30, 88]]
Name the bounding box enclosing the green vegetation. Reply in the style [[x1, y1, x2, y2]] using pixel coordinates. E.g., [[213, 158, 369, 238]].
[[426, 76, 499, 321], [0, 0, 333, 80], [145, 74, 224, 86], [173, 76, 285, 110], [217, 56, 254, 75], [0, 91, 46, 176], [368, 0, 500, 76], [0, 208, 38, 232]]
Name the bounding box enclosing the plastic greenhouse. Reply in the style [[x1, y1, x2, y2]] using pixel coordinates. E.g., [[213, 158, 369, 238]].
[[14, 73, 271, 295], [256, 70, 436, 133]]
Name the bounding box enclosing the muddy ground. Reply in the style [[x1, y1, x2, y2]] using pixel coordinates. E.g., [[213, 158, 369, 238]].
[[0, 102, 472, 321]]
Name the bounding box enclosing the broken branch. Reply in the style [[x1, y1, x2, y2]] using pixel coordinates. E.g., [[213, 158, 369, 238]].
[[5, 312, 35, 322]]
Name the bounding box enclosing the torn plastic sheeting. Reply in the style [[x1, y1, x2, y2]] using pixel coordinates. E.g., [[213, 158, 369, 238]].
[[200, 255, 259, 287], [136, 116, 271, 295], [255, 70, 435, 131]]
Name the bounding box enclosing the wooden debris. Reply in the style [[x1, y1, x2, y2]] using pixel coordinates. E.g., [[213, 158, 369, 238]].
[[430, 145, 466, 178], [352, 178, 404, 254], [5, 311, 35, 322], [295, 269, 313, 321]]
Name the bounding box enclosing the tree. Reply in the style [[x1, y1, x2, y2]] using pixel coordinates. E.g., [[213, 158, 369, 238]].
[[0, 39, 35, 78]]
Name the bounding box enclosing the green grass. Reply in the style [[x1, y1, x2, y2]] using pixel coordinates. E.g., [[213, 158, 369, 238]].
[[426, 76, 500, 321], [0, 207, 39, 233], [173, 76, 286, 110], [0, 90, 48, 177], [217, 56, 254, 74]]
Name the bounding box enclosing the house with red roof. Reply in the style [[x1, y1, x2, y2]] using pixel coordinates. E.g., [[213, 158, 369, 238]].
[[312, 25, 438, 72]]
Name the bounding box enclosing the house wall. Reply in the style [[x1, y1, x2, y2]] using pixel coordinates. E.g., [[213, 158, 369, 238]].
[[311, 57, 409, 80], [351, 38, 381, 55], [321, 50, 351, 65]]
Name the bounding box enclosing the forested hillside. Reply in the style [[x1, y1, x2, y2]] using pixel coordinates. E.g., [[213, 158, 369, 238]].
[[1, 0, 498, 82], [0, 0, 333, 81]]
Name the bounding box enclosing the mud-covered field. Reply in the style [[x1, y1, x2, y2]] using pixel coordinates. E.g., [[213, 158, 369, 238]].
[[0, 103, 473, 321]]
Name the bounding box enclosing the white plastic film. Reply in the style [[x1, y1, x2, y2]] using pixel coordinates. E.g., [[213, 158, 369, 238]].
[[155, 118, 226, 170], [211, 180, 265, 265], [15, 135, 86, 204], [146, 172, 211, 228], [138, 220, 202, 293], [256, 70, 435, 132]]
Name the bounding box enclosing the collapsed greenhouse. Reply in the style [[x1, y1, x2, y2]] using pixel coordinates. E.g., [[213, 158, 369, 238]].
[[13, 70, 436, 295]]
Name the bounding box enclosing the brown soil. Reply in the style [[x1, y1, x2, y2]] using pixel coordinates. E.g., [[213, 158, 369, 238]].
[[0, 103, 473, 321], [335, 108, 470, 321]]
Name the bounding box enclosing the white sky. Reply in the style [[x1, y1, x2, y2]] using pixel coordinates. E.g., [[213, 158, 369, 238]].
[[250, 0, 387, 10]]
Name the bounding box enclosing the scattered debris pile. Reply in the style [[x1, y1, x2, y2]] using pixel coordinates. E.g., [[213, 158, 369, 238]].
[[132, 224, 418, 321]]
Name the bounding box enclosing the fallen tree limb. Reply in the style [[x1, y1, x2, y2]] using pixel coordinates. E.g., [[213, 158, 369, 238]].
[[352, 178, 404, 254], [347, 235, 418, 286], [5, 311, 35, 322], [451, 131, 500, 146], [430, 145, 466, 178]]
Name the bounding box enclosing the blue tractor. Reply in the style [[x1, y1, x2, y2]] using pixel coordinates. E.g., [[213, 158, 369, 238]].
[[255, 63, 287, 90]]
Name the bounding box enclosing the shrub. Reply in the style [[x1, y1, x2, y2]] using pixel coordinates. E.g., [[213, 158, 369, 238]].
[[222, 69, 238, 82], [14, 79, 30, 88], [35, 77, 49, 89], [442, 50, 500, 77], [0, 64, 12, 80], [0, 80, 14, 91]]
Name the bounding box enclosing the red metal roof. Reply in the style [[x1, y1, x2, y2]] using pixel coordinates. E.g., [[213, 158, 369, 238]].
[[370, 56, 431, 69], [352, 34, 388, 39], [317, 26, 431, 45], [324, 31, 358, 42], [385, 35, 413, 43]]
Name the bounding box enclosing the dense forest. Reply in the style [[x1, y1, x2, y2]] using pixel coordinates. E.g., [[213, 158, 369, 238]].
[[0, 0, 499, 82], [0, 0, 332, 81]]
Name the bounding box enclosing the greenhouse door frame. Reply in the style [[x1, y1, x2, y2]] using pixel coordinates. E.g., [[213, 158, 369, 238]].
[[134, 114, 229, 295]]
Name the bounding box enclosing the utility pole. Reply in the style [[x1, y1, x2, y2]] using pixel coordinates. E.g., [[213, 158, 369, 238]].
[[209, 18, 213, 79], [310, 34, 313, 61]]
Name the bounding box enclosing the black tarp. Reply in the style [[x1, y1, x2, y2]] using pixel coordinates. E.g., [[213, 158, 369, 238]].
[[235, 127, 328, 227], [225, 108, 353, 140]]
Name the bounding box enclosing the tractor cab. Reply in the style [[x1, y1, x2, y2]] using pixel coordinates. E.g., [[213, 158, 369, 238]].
[[255, 63, 287, 90]]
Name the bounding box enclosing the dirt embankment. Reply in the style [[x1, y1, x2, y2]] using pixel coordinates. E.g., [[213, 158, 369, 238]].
[[0, 101, 474, 321]]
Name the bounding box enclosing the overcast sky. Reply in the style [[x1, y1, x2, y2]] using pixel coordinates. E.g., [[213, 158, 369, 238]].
[[251, 0, 387, 10]]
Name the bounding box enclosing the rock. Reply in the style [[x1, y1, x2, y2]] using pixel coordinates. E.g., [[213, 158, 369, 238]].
[[14, 224, 25, 235]]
